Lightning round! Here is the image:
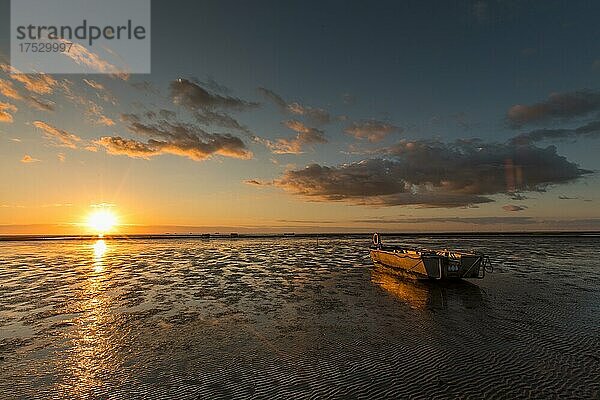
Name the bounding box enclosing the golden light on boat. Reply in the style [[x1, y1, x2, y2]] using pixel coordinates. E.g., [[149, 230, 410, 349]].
[[87, 209, 118, 236]]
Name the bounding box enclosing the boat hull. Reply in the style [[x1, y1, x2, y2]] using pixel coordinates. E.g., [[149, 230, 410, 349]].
[[370, 248, 485, 280]]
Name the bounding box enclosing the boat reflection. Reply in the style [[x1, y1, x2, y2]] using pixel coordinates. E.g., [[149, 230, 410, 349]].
[[371, 263, 484, 310]]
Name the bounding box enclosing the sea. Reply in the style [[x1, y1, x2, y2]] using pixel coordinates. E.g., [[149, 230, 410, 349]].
[[0, 234, 598, 399]]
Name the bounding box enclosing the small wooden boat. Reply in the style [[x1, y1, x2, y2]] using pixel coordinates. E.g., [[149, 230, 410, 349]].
[[369, 233, 490, 280]]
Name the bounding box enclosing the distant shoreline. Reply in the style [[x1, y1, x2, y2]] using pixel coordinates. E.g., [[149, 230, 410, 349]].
[[0, 231, 598, 242]]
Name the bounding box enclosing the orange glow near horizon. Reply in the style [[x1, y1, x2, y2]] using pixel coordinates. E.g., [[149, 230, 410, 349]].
[[87, 209, 118, 236]]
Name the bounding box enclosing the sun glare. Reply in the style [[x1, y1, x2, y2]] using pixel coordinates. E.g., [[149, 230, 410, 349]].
[[87, 210, 118, 236]]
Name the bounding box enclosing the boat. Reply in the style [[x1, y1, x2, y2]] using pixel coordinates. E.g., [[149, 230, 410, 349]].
[[369, 233, 490, 280]]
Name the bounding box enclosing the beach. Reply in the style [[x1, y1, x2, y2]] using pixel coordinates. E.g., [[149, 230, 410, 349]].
[[1, 235, 598, 399]]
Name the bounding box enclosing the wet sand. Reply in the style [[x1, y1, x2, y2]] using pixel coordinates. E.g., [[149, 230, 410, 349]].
[[0, 236, 598, 398]]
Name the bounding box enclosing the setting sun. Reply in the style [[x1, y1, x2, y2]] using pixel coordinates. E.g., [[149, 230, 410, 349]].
[[87, 210, 118, 235]]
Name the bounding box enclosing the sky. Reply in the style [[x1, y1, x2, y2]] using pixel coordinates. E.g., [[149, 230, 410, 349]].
[[0, 0, 599, 234]]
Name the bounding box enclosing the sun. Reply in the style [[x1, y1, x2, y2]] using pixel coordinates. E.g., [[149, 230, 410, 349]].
[[87, 209, 118, 236]]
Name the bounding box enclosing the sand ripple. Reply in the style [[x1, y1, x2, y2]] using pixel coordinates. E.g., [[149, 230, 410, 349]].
[[0, 236, 598, 399]]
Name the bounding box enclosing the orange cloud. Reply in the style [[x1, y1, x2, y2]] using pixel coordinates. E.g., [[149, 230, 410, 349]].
[[33, 121, 81, 148], [59, 42, 128, 79], [265, 120, 327, 154], [0, 79, 22, 100], [0, 64, 57, 95], [344, 120, 401, 143], [0, 102, 17, 123], [21, 154, 40, 163]]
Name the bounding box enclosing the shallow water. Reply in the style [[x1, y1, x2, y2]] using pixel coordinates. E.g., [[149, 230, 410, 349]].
[[0, 236, 598, 399]]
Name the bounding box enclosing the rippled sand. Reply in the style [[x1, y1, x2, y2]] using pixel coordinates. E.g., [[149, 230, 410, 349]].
[[1, 236, 598, 399]]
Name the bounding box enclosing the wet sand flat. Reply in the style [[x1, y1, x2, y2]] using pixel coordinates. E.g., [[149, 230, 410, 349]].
[[0, 236, 599, 399]]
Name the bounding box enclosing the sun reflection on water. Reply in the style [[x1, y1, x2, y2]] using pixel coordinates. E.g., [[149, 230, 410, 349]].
[[92, 240, 107, 273], [59, 239, 120, 396], [93, 239, 107, 258]]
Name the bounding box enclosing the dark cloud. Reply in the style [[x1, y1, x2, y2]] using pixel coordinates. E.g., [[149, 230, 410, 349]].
[[28, 97, 55, 112], [194, 110, 252, 134], [257, 87, 331, 125], [510, 120, 600, 145], [170, 78, 258, 112], [244, 179, 267, 186], [257, 87, 287, 108], [268, 139, 591, 207], [130, 81, 160, 94], [170, 79, 256, 134], [344, 120, 402, 142], [353, 216, 535, 225], [95, 136, 159, 159], [193, 77, 232, 95], [507, 90, 600, 127], [502, 204, 527, 212], [265, 120, 327, 154], [96, 114, 252, 161]]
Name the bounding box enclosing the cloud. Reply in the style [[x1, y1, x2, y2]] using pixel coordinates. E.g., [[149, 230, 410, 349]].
[[96, 115, 253, 161], [558, 195, 578, 200], [194, 110, 251, 133], [502, 204, 527, 212], [169, 78, 258, 134], [27, 97, 54, 112], [83, 79, 104, 90], [257, 87, 331, 125], [344, 120, 402, 142], [507, 90, 600, 127], [33, 121, 81, 148], [171, 78, 258, 112], [94, 137, 158, 159], [0, 79, 22, 100], [244, 179, 267, 186], [0, 77, 54, 111], [265, 120, 327, 154], [287, 102, 331, 125], [0, 64, 57, 95], [257, 87, 287, 108], [0, 102, 17, 123], [57, 153, 65, 162], [354, 216, 535, 225], [267, 139, 591, 207], [21, 154, 40, 163], [510, 120, 600, 145], [57, 42, 128, 78], [86, 101, 114, 126]]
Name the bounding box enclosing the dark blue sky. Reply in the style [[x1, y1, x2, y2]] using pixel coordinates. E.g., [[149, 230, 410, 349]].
[[151, 0, 599, 131]]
